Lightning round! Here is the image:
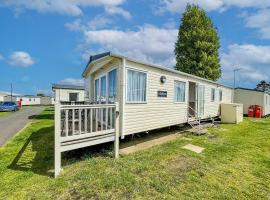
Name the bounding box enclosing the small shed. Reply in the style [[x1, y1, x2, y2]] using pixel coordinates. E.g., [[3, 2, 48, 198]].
[[234, 87, 270, 116], [52, 84, 85, 103]]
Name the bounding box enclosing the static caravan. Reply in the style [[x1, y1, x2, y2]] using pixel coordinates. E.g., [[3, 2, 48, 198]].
[[40, 96, 54, 105], [3, 95, 16, 102], [17, 96, 41, 105], [52, 84, 85, 103], [234, 87, 270, 116], [54, 52, 233, 176], [0, 93, 5, 102], [83, 52, 233, 136]]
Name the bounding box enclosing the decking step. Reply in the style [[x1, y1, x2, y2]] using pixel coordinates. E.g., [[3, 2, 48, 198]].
[[188, 121, 200, 126]]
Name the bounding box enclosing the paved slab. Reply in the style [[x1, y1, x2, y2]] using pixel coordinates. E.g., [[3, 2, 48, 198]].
[[0, 106, 44, 146], [120, 134, 181, 155], [182, 144, 205, 153]]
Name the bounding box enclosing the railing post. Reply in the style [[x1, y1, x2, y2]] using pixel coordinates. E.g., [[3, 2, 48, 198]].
[[54, 102, 62, 177], [114, 102, 120, 159]]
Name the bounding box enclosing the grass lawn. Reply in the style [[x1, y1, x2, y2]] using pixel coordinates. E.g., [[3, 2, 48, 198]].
[[0, 108, 269, 199], [0, 111, 13, 117], [0, 107, 24, 117]]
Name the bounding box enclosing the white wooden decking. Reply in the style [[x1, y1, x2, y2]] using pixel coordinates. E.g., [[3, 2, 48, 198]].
[[54, 103, 119, 177]]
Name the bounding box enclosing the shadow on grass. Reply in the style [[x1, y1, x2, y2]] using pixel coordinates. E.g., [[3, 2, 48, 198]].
[[28, 114, 54, 120], [8, 125, 114, 177], [8, 126, 55, 177]]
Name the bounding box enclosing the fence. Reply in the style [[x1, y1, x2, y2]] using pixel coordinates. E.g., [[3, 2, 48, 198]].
[[54, 102, 119, 177]]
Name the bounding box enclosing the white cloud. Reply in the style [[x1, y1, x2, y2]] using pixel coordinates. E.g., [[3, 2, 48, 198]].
[[104, 6, 131, 20], [157, 0, 270, 13], [9, 51, 35, 67], [220, 44, 270, 86], [83, 25, 178, 66], [65, 16, 111, 31], [0, 54, 4, 60], [58, 78, 85, 86], [88, 16, 112, 30], [157, 0, 224, 13], [0, 91, 21, 96], [1, 0, 126, 16], [244, 9, 270, 39], [65, 19, 84, 31]]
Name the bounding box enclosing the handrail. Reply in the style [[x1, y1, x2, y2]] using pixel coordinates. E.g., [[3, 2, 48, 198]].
[[60, 103, 116, 109], [187, 106, 200, 119]]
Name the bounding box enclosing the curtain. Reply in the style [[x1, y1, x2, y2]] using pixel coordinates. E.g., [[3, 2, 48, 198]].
[[219, 89, 222, 101], [127, 69, 146, 102], [100, 76, 106, 104], [108, 69, 117, 103], [175, 81, 185, 102], [211, 88, 215, 102], [95, 79, 99, 103]]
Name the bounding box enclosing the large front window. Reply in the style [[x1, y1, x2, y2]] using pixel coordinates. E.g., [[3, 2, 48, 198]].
[[94, 69, 117, 104], [126, 69, 147, 103]]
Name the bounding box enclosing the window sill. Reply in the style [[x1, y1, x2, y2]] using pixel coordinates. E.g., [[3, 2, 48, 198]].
[[126, 101, 147, 104], [174, 101, 186, 104]]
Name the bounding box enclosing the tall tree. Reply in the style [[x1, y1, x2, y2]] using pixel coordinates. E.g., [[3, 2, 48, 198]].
[[255, 80, 270, 92], [175, 4, 221, 81]]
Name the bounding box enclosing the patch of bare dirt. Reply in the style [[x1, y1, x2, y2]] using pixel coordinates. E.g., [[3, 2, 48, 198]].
[[167, 156, 199, 177]]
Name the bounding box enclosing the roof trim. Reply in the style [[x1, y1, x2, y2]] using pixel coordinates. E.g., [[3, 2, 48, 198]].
[[52, 84, 85, 90], [83, 52, 233, 89], [82, 52, 111, 77], [235, 87, 267, 93]]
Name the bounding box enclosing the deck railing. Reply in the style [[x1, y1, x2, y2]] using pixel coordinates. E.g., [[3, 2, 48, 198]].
[[54, 102, 119, 177]]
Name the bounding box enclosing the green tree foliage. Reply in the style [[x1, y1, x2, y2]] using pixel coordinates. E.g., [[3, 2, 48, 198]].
[[175, 4, 221, 81], [255, 80, 270, 93]]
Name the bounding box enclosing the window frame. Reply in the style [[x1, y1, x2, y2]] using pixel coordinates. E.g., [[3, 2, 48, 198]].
[[94, 67, 118, 104], [108, 68, 118, 104], [174, 80, 186, 103], [69, 92, 79, 102], [219, 89, 223, 102], [211, 88, 216, 102], [125, 67, 148, 104]]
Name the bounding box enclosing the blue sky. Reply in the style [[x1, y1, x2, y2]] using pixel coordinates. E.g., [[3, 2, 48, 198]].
[[1, 0, 270, 95]]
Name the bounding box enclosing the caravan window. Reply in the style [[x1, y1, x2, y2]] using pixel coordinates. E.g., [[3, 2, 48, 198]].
[[108, 69, 117, 103], [126, 69, 147, 103], [211, 88, 215, 102], [69, 93, 78, 102], [174, 81, 186, 103], [219, 89, 222, 101], [100, 76, 107, 104], [94, 79, 100, 103]]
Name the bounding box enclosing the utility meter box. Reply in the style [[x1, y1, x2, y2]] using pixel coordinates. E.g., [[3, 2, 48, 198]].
[[221, 103, 243, 124]]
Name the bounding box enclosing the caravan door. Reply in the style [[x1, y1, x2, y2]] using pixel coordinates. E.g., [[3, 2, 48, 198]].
[[196, 84, 205, 118]]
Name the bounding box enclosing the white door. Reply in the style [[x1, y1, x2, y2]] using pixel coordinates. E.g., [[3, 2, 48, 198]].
[[196, 84, 205, 117]]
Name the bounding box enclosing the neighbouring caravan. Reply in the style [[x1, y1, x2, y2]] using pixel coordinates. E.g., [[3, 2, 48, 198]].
[[52, 84, 85, 103], [16, 96, 41, 105], [234, 87, 270, 116], [54, 52, 234, 176], [0, 93, 5, 102], [40, 96, 54, 105]]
